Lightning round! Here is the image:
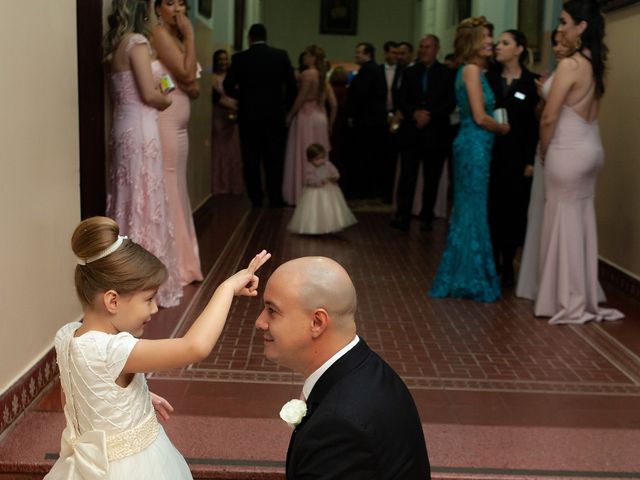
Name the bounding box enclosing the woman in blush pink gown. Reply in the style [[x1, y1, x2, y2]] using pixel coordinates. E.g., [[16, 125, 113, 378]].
[[535, 0, 622, 325], [282, 45, 337, 205], [152, 0, 203, 286], [211, 49, 244, 194], [104, 3, 183, 308]]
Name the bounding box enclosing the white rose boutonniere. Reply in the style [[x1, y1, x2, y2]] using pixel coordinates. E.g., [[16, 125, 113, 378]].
[[279, 399, 307, 429]]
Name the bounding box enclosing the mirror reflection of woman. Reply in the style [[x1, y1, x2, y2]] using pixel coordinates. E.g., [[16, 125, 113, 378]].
[[534, 0, 623, 324], [104, 0, 183, 308], [152, 0, 203, 286]]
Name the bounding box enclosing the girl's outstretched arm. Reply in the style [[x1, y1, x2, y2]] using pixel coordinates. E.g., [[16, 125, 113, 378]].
[[123, 250, 271, 374]]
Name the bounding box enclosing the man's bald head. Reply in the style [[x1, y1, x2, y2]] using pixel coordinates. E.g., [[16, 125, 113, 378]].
[[271, 257, 357, 326]]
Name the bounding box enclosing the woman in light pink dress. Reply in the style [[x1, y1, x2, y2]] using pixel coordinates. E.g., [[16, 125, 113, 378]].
[[152, 0, 203, 286], [104, 0, 183, 308], [535, 0, 622, 324], [211, 49, 244, 194], [282, 45, 337, 205]]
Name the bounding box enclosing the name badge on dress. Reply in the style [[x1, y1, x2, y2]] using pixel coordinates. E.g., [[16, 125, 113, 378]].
[[514, 91, 526, 100]]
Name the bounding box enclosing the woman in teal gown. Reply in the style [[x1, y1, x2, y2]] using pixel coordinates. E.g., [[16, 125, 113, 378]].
[[429, 17, 510, 302]]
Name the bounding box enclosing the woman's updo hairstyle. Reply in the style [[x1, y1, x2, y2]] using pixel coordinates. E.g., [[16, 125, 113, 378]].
[[71, 217, 167, 306], [454, 16, 494, 65], [563, 0, 608, 98], [504, 29, 530, 67]]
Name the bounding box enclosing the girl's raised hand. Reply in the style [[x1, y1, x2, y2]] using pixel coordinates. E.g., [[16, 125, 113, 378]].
[[225, 250, 271, 297]]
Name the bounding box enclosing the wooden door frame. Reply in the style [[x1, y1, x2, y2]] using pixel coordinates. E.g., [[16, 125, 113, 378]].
[[77, 0, 106, 219]]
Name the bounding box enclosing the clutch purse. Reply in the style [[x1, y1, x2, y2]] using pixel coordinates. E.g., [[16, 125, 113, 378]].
[[493, 108, 508, 124]]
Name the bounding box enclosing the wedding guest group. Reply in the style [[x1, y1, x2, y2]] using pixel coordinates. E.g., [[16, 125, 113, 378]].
[[104, 0, 183, 308]]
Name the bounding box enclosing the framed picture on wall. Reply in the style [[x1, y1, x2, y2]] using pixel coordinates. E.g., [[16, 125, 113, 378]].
[[602, 0, 640, 11], [518, 0, 544, 62], [320, 0, 358, 35], [198, 0, 212, 19]]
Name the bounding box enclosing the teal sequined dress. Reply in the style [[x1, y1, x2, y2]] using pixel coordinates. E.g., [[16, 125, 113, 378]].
[[429, 66, 501, 302]]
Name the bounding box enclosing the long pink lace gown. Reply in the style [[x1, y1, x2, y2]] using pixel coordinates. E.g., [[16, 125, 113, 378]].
[[157, 63, 203, 286], [282, 69, 331, 205], [106, 34, 183, 307], [211, 73, 244, 194], [534, 73, 623, 324]]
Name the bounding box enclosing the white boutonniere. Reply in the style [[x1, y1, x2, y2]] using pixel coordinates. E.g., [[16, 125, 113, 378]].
[[279, 399, 307, 429]]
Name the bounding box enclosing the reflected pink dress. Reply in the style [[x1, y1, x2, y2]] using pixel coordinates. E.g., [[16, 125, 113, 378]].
[[211, 73, 244, 194], [282, 69, 331, 205], [534, 73, 623, 324], [157, 63, 203, 286], [106, 34, 183, 307]]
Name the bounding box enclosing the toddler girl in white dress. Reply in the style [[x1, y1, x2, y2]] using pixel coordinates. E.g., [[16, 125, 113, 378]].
[[288, 143, 357, 234], [45, 216, 269, 479]]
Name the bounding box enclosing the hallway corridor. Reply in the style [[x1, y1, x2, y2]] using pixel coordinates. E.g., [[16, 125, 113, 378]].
[[1, 197, 640, 479]]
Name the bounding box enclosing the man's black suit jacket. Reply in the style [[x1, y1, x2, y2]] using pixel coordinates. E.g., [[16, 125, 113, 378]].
[[346, 60, 386, 128], [397, 60, 456, 151], [223, 43, 297, 124], [379, 63, 402, 112], [286, 339, 430, 480]]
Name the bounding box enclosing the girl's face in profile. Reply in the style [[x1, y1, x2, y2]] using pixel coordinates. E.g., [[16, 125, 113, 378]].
[[311, 154, 326, 167]]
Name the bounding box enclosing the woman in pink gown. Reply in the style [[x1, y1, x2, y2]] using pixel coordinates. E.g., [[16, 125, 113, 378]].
[[282, 45, 337, 205], [152, 0, 203, 286], [105, 1, 183, 308], [211, 49, 244, 194], [535, 0, 622, 324]]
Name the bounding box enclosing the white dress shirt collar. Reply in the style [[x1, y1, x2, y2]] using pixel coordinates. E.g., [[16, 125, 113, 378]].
[[302, 335, 360, 401]]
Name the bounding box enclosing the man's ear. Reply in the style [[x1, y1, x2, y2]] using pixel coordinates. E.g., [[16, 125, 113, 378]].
[[103, 290, 120, 314], [310, 308, 330, 338]]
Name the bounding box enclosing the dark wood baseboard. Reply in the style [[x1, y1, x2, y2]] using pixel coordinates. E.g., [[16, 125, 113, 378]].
[[600, 259, 640, 302]]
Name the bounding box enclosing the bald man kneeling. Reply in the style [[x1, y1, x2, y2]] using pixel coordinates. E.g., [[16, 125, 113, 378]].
[[256, 257, 431, 480]]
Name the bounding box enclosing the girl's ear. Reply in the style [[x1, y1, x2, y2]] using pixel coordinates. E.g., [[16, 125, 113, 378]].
[[104, 290, 119, 314]]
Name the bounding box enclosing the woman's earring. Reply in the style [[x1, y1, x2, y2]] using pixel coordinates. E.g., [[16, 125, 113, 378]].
[[575, 36, 582, 50]]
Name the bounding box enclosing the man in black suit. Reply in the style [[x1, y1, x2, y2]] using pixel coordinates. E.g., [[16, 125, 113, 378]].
[[255, 257, 430, 479], [379, 41, 402, 203], [392, 35, 455, 231], [346, 42, 387, 199], [223, 24, 297, 207]]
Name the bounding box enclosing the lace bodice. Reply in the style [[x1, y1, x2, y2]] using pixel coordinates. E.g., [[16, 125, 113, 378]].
[[110, 34, 164, 107]]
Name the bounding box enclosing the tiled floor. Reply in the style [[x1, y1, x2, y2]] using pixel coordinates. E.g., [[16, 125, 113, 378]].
[[2, 196, 640, 479]]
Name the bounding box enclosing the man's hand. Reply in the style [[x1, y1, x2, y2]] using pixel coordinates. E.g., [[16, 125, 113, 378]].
[[150, 392, 174, 422], [414, 110, 431, 129]]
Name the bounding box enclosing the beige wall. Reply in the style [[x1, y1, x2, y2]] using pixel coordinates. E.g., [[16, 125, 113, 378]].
[[262, 0, 419, 63], [597, 4, 640, 278], [0, 1, 81, 392]]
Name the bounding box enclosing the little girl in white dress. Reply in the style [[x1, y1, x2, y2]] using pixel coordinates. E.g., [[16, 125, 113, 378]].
[[45, 216, 269, 479], [287, 143, 357, 234]]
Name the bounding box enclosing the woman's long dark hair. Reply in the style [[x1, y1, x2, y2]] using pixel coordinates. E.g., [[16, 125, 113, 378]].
[[503, 29, 530, 67], [212, 49, 227, 74], [563, 0, 608, 98]]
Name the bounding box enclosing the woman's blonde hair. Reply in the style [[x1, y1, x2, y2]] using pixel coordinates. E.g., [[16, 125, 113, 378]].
[[453, 16, 494, 65], [72, 217, 167, 306], [103, 0, 151, 62], [304, 45, 328, 101]]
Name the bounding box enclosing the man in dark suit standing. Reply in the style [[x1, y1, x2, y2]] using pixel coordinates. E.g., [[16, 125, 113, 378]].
[[255, 257, 430, 480], [392, 35, 455, 231], [346, 42, 387, 199], [223, 24, 297, 207], [379, 41, 402, 203]]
